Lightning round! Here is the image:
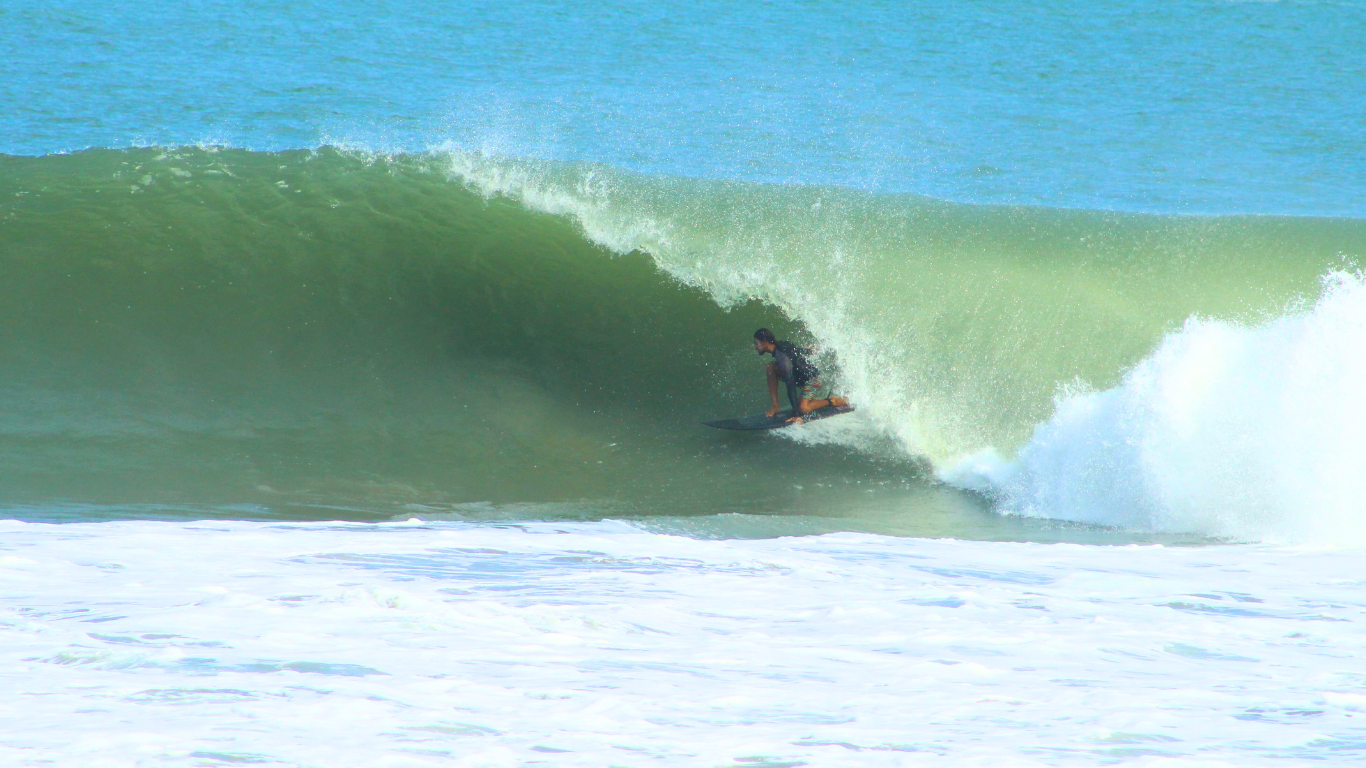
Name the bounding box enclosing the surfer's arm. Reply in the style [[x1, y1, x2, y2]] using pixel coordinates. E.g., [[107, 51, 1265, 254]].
[[765, 362, 782, 417]]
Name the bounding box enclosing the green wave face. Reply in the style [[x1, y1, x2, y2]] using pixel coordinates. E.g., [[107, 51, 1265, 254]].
[[446, 151, 1362, 461], [1, 147, 1360, 537]]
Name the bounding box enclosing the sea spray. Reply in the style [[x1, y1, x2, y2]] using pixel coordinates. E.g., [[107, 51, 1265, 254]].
[[442, 149, 1359, 465], [3, 145, 1364, 539], [944, 271, 1366, 544]]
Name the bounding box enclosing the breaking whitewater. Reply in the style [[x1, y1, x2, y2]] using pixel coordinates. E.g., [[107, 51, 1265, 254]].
[[4, 145, 1364, 542], [5, 519, 1366, 766], [4, 146, 1366, 766]]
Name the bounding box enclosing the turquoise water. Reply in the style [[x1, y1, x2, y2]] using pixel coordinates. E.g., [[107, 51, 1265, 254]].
[[8, 9, 1366, 763], [6, 0, 1364, 213], [2, 1, 1365, 541]]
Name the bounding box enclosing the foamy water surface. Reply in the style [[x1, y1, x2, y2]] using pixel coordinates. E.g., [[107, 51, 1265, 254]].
[[4, 2, 1366, 763], [4, 519, 1365, 766]]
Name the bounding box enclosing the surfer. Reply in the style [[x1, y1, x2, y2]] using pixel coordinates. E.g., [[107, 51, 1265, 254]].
[[753, 328, 849, 425]]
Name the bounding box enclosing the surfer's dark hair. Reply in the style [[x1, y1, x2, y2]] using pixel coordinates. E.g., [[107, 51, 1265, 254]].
[[753, 328, 776, 344]]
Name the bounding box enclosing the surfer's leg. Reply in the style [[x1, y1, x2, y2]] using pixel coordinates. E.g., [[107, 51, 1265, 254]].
[[793, 381, 847, 416], [795, 381, 824, 412], [797, 397, 844, 413]]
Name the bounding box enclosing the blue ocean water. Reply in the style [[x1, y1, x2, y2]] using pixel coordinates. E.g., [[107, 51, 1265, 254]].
[[4, 0, 1364, 214], [7, 5, 1366, 765], [3, 0, 1366, 535]]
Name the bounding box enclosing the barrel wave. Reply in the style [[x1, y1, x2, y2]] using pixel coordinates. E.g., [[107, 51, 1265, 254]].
[[2, 146, 1362, 541]]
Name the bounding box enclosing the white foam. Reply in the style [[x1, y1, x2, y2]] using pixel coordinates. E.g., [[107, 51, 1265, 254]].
[[436, 150, 1366, 543], [945, 271, 1366, 544], [2, 519, 1365, 765]]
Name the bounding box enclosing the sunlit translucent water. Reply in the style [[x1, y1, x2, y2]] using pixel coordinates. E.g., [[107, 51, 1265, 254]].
[[3, 2, 1364, 536], [5, 3, 1366, 762]]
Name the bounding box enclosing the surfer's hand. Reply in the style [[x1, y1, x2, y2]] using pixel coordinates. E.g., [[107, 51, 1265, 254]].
[[786, 416, 804, 425]]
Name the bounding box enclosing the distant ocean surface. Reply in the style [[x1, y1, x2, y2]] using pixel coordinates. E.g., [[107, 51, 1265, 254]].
[[6, 0, 1365, 215], [3, 2, 1366, 765]]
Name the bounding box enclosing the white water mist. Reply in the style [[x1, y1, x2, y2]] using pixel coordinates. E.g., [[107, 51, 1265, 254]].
[[946, 271, 1366, 544]]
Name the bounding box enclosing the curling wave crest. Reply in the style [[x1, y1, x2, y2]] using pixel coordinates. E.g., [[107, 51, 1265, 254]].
[[3, 144, 1364, 540]]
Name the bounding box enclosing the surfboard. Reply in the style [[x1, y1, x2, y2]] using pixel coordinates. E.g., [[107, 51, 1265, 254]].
[[703, 404, 855, 431]]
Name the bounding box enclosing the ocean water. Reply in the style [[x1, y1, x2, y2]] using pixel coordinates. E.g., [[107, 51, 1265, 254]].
[[3, 1, 1366, 764], [6, 519, 1366, 766]]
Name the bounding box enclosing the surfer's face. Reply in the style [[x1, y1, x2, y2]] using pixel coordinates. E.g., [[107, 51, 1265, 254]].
[[754, 338, 768, 355]]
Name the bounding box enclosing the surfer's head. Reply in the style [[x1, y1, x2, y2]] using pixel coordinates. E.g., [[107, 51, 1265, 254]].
[[753, 328, 776, 354]]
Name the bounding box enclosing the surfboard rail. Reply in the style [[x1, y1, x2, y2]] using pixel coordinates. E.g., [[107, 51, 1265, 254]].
[[702, 405, 855, 431]]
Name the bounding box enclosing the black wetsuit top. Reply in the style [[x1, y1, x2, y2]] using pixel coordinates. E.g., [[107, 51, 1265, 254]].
[[771, 340, 819, 410]]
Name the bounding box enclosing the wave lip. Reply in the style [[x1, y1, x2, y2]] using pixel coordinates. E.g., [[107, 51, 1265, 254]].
[[5, 144, 1366, 540], [439, 148, 1363, 468], [944, 271, 1366, 545], [0, 145, 961, 528]]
